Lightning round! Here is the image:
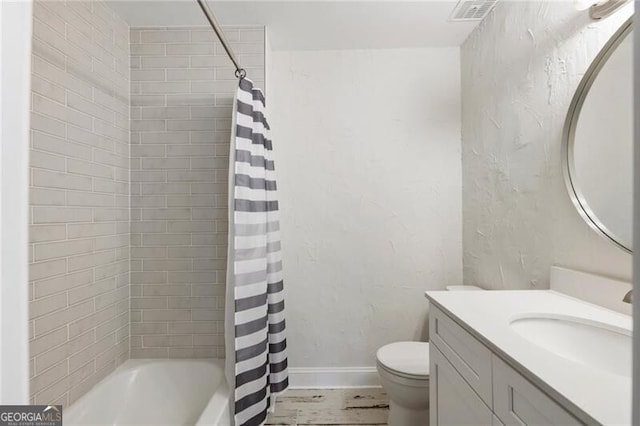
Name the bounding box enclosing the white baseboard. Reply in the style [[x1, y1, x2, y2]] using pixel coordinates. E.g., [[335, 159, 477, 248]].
[[288, 367, 380, 389]]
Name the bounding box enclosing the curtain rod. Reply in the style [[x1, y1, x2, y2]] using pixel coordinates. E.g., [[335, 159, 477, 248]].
[[196, 0, 246, 79]]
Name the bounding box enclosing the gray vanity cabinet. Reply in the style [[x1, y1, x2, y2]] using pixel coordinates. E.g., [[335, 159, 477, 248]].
[[428, 305, 583, 426]]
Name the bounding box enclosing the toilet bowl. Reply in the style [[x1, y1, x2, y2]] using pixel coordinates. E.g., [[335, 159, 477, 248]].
[[376, 285, 484, 426]]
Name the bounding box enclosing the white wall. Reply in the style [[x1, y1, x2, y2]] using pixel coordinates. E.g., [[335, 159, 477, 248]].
[[461, 1, 633, 290], [269, 48, 461, 373], [0, 0, 32, 404]]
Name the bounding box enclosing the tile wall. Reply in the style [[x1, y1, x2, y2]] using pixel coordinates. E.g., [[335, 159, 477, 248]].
[[128, 27, 265, 358], [28, 0, 130, 406]]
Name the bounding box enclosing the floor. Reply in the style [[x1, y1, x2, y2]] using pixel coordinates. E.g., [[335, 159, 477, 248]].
[[266, 388, 390, 425]]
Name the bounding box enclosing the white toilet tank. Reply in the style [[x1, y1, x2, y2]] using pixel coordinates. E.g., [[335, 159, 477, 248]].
[[446, 285, 484, 291]]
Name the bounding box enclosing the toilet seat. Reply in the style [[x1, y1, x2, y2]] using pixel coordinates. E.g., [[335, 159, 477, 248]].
[[376, 341, 430, 380]]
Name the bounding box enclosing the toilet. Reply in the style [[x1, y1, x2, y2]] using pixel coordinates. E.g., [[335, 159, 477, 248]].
[[376, 285, 484, 426]]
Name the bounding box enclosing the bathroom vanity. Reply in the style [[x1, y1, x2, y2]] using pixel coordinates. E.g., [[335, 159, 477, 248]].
[[425, 283, 631, 425]]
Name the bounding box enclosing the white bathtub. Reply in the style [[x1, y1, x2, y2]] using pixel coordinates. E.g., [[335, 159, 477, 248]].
[[65, 359, 231, 426]]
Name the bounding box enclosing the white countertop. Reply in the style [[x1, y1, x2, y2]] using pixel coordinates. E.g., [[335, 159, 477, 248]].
[[425, 290, 632, 425]]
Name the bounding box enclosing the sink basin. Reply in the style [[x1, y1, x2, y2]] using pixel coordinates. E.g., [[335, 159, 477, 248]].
[[510, 314, 631, 377]]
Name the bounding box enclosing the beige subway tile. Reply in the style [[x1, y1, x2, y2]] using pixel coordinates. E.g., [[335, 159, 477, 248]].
[[34, 299, 93, 336], [191, 309, 225, 321], [190, 80, 236, 94], [30, 326, 67, 358], [142, 259, 191, 271], [140, 81, 189, 94], [95, 310, 128, 340], [143, 334, 192, 347], [131, 272, 167, 284], [167, 321, 216, 334], [193, 334, 225, 346], [190, 183, 228, 194], [67, 126, 114, 152], [30, 258, 66, 281], [131, 297, 167, 309], [34, 270, 93, 299], [166, 94, 216, 106], [239, 28, 265, 42], [166, 68, 215, 81], [131, 194, 166, 207], [130, 119, 166, 132], [33, 94, 92, 130], [94, 234, 129, 251], [131, 43, 165, 56], [168, 170, 215, 182], [166, 220, 215, 233], [141, 208, 191, 221], [130, 348, 168, 358], [142, 233, 191, 246], [30, 188, 66, 207], [30, 150, 66, 172], [192, 284, 224, 296], [33, 207, 92, 224], [69, 305, 115, 339], [94, 260, 128, 280], [131, 95, 166, 107], [142, 284, 190, 296], [166, 43, 215, 56], [131, 247, 167, 258], [140, 106, 189, 119], [34, 239, 93, 262], [66, 191, 115, 207], [130, 145, 165, 158], [141, 158, 189, 170], [34, 329, 95, 375], [68, 278, 115, 305], [192, 233, 226, 246], [167, 271, 216, 283], [67, 159, 114, 180], [131, 69, 166, 81], [168, 246, 215, 258], [33, 169, 92, 191], [93, 208, 129, 222], [140, 131, 189, 144], [141, 30, 189, 43], [166, 144, 215, 157], [189, 55, 230, 68], [29, 224, 66, 244], [30, 293, 67, 319], [67, 223, 116, 239], [141, 56, 189, 69], [168, 297, 216, 309], [31, 74, 66, 104], [142, 309, 191, 322], [31, 360, 68, 395], [130, 322, 167, 335], [194, 259, 226, 271]]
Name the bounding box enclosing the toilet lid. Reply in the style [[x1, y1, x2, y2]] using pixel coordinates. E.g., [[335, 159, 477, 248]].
[[376, 341, 430, 377]]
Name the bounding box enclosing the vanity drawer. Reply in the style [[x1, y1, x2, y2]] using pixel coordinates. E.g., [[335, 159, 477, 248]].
[[429, 305, 493, 407], [430, 344, 493, 426], [492, 356, 582, 426]]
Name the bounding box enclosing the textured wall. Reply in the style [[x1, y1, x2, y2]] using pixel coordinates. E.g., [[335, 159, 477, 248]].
[[269, 48, 462, 367], [461, 1, 633, 289], [129, 26, 265, 358], [28, 0, 130, 406]]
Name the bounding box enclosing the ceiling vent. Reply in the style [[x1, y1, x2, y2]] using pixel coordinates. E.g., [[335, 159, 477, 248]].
[[449, 0, 498, 21]]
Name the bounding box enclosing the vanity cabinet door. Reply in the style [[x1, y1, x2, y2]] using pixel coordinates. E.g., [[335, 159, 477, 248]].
[[429, 305, 493, 407], [430, 344, 493, 426], [492, 356, 582, 426]]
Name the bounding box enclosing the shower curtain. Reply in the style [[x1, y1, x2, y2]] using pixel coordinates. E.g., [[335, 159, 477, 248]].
[[225, 78, 289, 426]]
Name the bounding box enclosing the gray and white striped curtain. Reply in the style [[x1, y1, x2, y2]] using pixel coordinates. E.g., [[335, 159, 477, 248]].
[[225, 78, 289, 426]]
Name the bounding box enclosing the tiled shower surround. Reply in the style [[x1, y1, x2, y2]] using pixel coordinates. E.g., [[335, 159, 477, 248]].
[[129, 27, 265, 358], [28, 0, 265, 405], [28, 1, 130, 405]]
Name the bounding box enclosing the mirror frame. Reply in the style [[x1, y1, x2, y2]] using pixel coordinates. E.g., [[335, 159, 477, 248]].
[[562, 16, 633, 253]]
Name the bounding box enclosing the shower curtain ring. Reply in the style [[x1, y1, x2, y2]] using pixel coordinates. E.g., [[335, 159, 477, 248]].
[[235, 68, 246, 79]]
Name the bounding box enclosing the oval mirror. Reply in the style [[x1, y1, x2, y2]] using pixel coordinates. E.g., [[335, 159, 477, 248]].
[[563, 18, 633, 253]]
